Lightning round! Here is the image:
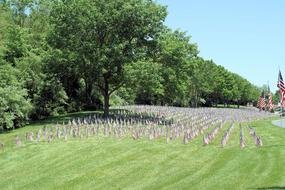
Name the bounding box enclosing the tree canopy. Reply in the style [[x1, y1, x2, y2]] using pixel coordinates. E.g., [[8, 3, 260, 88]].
[[0, 0, 261, 130]]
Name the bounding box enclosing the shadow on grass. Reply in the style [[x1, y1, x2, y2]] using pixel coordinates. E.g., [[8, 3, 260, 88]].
[[0, 110, 103, 134], [28, 109, 132, 126], [31, 110, 102, 125], [1, 108, 172, 134], [250, 187, 285, 189], [261, 144, 285, 148]]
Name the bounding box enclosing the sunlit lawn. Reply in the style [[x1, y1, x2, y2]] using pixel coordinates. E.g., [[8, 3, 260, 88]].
[[0, 112, 284, 190]]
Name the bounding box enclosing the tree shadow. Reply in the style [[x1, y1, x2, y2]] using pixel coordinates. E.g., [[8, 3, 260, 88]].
[[1, 109, 173, 134]]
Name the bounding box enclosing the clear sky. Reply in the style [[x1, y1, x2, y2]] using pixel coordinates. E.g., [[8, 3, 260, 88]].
[[157, 0, 285, 92]]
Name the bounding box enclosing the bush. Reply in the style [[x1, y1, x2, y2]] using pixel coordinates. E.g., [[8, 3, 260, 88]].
[[0, 65, 32, 130], [32, 77, 68, 119]]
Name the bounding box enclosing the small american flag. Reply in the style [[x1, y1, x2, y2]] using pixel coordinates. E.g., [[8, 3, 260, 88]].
[[277, 70, 285, 107], [257, 90, 266, 110]]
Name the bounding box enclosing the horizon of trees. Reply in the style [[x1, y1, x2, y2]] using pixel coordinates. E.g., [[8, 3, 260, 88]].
[[0, 0, 265, 130]]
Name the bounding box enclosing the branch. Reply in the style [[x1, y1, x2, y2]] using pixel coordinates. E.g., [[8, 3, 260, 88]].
[[108, 81, 125, 96]]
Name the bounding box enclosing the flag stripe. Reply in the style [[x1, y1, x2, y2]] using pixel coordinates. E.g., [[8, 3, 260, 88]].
[[277, 70, 285, 107]]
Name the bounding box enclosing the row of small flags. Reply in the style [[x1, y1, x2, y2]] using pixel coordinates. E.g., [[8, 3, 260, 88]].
[[257, 70, 285, 111]]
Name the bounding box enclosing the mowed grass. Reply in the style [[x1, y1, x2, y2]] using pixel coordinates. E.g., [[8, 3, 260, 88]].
[[0, 112, 285, 190]]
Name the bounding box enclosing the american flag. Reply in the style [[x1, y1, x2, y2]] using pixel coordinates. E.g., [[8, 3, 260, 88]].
[[257, 91, 266, 110], [267, 93, 274, 111], [277, 70, 285, 107], [267, 86, 274, 111]]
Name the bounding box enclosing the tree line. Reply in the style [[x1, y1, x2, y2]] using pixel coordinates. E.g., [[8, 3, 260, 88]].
[[0, 0, 261, 130]]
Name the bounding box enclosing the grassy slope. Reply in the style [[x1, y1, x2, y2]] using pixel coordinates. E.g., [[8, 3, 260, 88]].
[[0, 112, 285, 190]]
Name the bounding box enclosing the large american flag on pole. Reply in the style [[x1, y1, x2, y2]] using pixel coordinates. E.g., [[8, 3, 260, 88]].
[[267, 93, 274, 111], [257, 90, 266, 110], [267, 85, 274, 111], [277, 70, 285, 107]]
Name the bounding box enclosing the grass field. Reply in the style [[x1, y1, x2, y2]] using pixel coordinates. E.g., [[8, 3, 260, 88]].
[[0, 112, 285, 190]]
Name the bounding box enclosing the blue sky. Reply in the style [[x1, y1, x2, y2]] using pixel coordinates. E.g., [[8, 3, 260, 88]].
[[157, 0, 285, 92]]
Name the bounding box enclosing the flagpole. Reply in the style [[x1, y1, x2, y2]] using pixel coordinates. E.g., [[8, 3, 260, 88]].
[[281, 106, 283, 128], [280, 103, 282, 126]]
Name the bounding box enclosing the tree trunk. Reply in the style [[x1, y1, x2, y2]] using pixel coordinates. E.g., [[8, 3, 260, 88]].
[[85, 79, 93, 106], [103, 93, 110, 117], [103, 80, 109, 117], [195, 90, 198, 108]]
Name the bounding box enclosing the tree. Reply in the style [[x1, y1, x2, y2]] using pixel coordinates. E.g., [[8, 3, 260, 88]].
[[190, 58, 215, 107], [1, 0, 69, 120], [0, 4, 13, 59], [155, 29, 198, 106], [48, 0, 167, 116], [32, 77, 68, 118], [3, 25, 28, 65], [6, 0, 33, 27], [0, 0, 264, 132], [126, 60, 164, 105], [0, 64, 32, 130], [273, 90, 281, 105]]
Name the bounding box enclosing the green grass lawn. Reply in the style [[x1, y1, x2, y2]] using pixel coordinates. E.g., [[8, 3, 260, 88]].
[[0, 112, 285, 190]]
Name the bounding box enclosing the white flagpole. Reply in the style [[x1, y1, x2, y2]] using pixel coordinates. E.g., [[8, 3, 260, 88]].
[[281, 103, 283, 127], [280, 105, 283, 127]]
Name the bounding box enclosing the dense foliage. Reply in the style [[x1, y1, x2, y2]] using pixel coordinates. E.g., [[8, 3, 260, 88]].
[[0, 0, 261, 129]]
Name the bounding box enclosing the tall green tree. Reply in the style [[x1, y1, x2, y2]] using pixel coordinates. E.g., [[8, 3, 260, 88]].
[[155, 29, 198, 106], [48, 0, 167, 116]]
